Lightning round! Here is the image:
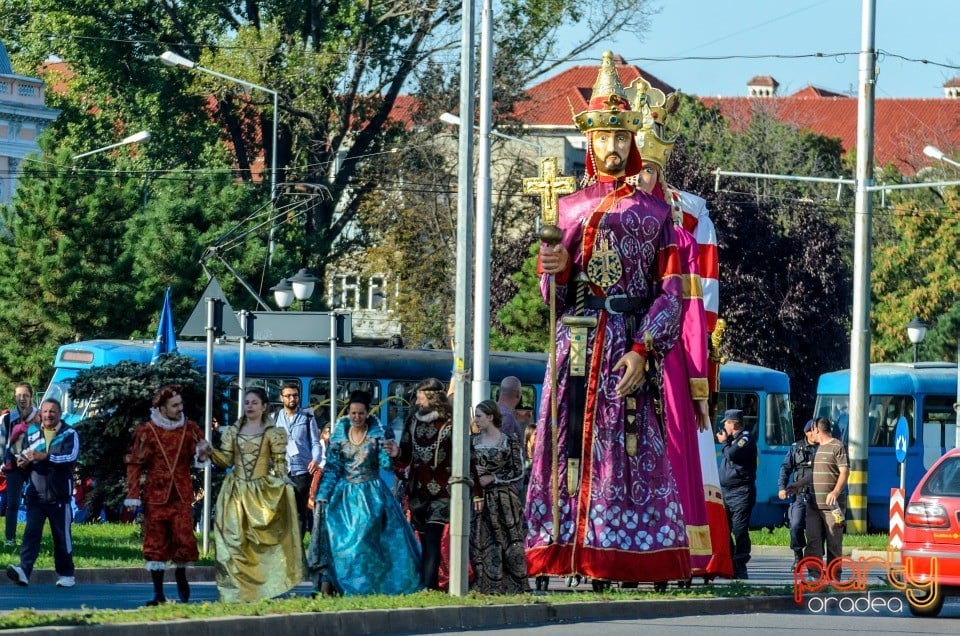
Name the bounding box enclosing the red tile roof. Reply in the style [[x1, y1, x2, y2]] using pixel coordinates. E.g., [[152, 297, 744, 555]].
[[700, 94, 960, 174], [747, 75, 779, 88]]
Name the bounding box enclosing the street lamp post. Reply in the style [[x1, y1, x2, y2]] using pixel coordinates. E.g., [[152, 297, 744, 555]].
[[923, 145, 960, 169], [439, 111, 542, 409], [159, 51, 280, 261], [72, 130, 151, 160], [906, 317, 928, 363]]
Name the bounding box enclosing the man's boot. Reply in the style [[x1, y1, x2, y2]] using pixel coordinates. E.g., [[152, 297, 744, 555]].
[[175, 567, 190, 604], [146, 569, 166, 606], [793, 550, 804, 568]]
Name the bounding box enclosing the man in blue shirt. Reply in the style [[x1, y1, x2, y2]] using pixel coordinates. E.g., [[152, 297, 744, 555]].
[[275, 382, 322, 538]]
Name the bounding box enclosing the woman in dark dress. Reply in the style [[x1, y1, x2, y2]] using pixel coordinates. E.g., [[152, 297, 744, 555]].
[[470, 400, 529, 594]]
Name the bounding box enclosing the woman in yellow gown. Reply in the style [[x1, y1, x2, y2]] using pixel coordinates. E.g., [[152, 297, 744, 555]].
[[211, 387, 304, 602]]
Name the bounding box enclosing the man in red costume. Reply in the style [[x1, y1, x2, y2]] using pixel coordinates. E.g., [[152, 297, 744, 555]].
[[526, 51, 689, 588], [125, 384, 210, 605]]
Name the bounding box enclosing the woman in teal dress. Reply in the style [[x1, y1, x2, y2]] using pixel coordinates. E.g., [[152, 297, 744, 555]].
[[309, 391, 421, 596]]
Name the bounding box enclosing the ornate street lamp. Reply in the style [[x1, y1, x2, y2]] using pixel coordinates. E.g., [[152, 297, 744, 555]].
[[906, 316, 928, 363], [270, 278, 294, 310], [289, 268, 320, 309]]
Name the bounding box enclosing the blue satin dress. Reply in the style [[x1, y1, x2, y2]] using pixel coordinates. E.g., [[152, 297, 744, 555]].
[[312, 415, 421, 596]]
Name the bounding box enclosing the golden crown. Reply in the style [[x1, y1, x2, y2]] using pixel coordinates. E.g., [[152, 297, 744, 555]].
[[626, 76, 681, 168], [571, 51, 644, 134]]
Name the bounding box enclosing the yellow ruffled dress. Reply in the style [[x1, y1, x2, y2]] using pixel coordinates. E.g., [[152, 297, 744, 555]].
[[211, 424, 304, 602]]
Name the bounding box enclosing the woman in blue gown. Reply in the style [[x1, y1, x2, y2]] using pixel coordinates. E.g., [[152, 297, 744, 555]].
[[309, 391, 421, 596]]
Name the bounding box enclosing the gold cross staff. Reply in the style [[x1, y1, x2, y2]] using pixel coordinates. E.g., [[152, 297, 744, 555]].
[[523, 156, 576, 227], [521, 155, 576, 543]]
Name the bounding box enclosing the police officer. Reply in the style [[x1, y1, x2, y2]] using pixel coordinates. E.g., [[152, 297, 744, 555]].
[[716, 409, 757, 580], [778, 419, 818, 567]]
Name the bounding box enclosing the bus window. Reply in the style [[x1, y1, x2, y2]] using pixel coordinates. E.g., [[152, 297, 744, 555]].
[[868, 395, 913, 447], [766, 393, 793, 446], [714, 391, 760, 438], [922, 395, 957, 469]]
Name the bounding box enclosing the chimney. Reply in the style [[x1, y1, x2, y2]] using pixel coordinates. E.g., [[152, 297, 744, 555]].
[[944, 77, 960, 99], [747, 75, 779, 98]]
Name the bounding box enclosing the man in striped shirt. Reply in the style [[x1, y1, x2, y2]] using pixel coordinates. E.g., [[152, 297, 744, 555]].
[[804, 417, 849, 575]]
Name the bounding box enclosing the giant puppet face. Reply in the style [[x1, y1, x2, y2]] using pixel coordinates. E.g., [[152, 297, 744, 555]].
[[636, 163, 661, 194], [590, 129, 634, 178]]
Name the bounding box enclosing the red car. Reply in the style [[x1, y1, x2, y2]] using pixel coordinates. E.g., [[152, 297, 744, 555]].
[[901, 447, 960, 617]]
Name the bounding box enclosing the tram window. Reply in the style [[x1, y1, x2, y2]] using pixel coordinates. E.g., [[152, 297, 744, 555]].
[[766, 393, 794, 446], [230, 377, 298, 416], [308, 379, 380, 426], [386, 381, 419, 441], [714, 391, 760, 438], [867, 395, 913, 447]]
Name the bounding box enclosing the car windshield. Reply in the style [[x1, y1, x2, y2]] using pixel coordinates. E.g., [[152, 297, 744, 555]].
[[920, 456, 960, 497]]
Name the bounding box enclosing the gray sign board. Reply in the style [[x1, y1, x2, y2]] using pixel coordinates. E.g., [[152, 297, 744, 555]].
[[248, 311, 352, 343]]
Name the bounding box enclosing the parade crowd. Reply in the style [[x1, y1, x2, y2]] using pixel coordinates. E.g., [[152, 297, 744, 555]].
[[0, 51, 848, 603]]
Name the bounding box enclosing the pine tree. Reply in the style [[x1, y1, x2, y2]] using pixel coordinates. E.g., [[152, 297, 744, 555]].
[[69, 354, 229, 521]]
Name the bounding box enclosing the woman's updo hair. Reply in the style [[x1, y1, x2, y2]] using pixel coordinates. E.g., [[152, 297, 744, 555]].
[[475, 399, 503, 429], [246, 387, 270, 405], [348, 390, 371, 410]]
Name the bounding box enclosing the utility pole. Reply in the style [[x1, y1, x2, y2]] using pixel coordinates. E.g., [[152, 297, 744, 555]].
[[847, 0, 877, 535], [472, 0, 494, 410], [449, 0, 476, 597]]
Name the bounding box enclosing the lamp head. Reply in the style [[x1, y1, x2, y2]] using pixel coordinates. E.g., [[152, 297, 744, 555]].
[[159, 51, 196, 69], [122, 131, 151, 145], [289, 268, 320, 301], [270, 278, 295, 309], [906, 316, 928, 345], [439, 112, 461, 126], [923, 145, 945, 161]]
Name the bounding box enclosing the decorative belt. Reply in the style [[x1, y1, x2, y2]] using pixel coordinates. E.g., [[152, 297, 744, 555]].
[[584, 294, 645, 315]]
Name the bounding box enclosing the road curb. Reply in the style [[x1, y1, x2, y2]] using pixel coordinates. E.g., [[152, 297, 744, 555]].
[[0, 567, 217, 586], [10, 595, 800, 635]]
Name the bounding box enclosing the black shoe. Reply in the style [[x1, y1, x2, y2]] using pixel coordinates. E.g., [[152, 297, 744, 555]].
[[732, 570, 749, 580], [793, 550, 803, 567], [175, 568, 190, 603], [145, 596, 166, 606], [534, 575, 550, 591]]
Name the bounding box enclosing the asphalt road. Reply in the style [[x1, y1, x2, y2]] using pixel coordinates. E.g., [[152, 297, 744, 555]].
[[422, 605, 960, 636], [0, 579, 316, 611]]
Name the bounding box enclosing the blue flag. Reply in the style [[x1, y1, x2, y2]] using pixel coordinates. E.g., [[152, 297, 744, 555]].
[[151, 287, 178, 364]]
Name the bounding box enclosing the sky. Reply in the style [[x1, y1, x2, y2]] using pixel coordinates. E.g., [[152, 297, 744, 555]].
[[555, 0, 959, 98]]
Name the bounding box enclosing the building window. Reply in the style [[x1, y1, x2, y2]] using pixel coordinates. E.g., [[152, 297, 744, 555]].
[[328, 273, 391, 311], [0, 82, 8, 94], [17, 84, 36, 97]]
